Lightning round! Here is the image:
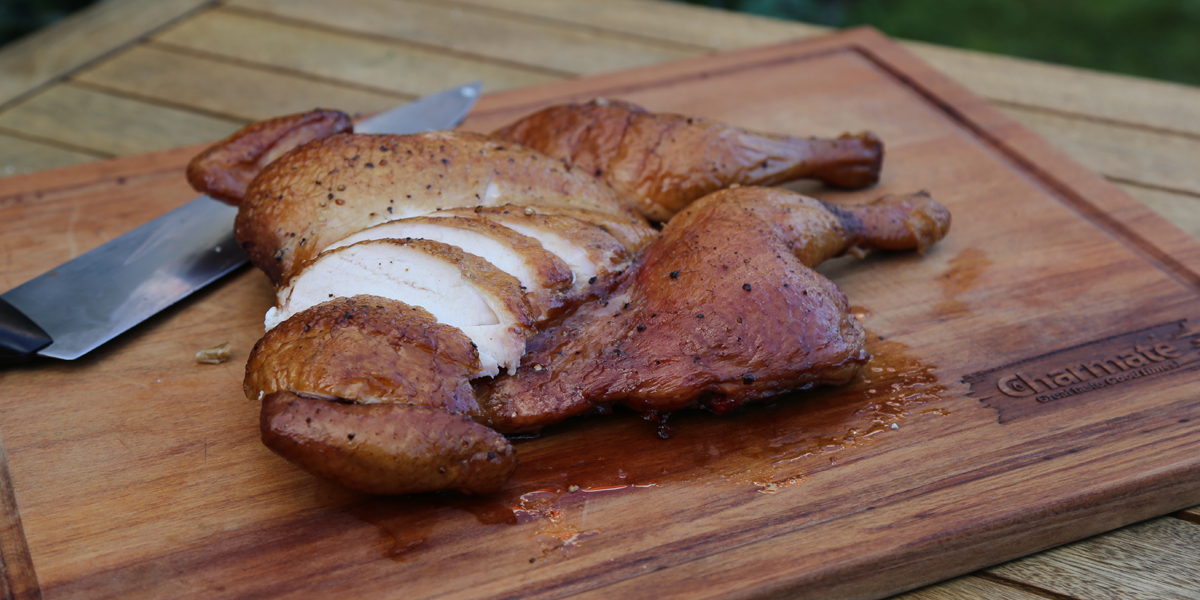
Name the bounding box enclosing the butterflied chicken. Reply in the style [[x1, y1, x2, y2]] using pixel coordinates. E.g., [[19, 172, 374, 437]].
[[248, 188, 950, 492], [184, 101, 941, 497]]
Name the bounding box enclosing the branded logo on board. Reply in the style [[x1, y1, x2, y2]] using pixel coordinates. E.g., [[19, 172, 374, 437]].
[[963, 320, 1200, 422]]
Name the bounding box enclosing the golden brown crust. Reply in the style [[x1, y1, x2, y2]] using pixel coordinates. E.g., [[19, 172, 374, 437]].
[[478, 187, 950, 432], [244, 295, 482, 413], [824, 191, 952, 256], [236, 131, 637, 286], [492, 99, 884, 221], [261, 392, 516, 495], [187, 109, 352, 205]]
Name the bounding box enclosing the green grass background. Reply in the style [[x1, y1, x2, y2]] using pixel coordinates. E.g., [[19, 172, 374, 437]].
[[672, 0, 1200, 86]]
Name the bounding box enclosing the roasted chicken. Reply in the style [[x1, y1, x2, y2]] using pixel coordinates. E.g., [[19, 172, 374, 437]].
[[187, 100, 948, 496]]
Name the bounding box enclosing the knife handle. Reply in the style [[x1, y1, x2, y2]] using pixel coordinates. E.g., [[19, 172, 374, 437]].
[[0, 297, 52, 364]]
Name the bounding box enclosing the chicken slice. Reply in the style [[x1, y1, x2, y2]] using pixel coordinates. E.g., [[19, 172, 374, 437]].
[[479, 188, 951, 433], [187, 109, 352, 205], [237, 131, 641, 286], [326, 216, 574, 320], [245, 296, 483, 412], [262, 392, 515, 495], [492, 99, 884, 221], [268, 239, 534, 376], [441, 206, 632, 299], [443, 203, 660, 255]]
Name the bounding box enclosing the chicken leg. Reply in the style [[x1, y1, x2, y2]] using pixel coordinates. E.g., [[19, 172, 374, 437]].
[[478, 187, 950, 432], [492, 99, 883, 221]]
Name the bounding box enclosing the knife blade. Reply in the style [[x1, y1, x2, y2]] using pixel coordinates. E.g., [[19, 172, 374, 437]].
[[0, 82, 482, 363]]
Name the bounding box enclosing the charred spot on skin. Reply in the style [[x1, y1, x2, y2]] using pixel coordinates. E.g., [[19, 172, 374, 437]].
[[669, 271, 680, 279], [347, 433, 355, 440], [743, 374, 755, 385], [743, 283, 752, 291]]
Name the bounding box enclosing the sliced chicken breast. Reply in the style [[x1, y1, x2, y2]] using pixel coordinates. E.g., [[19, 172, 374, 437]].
[[268, 239, 534, 376], [326, 216, 573, 320], [237, 131, 639, 286], [442, 206, 632, 298]]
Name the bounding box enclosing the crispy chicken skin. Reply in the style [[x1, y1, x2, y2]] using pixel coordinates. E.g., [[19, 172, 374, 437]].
[[478, 188, 950, 432], [262, 393, 516, 495], [245, 296, 482, 412], [236, 131, 639, 287], [187, 109, 353, 205], [250, 297, 516, 495], [492, 99, 883, 221]]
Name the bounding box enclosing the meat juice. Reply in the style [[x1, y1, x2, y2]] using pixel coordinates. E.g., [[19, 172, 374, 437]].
[[342, 330, 948, 561]]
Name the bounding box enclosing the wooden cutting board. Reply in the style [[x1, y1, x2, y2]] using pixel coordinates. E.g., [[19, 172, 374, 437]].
[[3, 28, 1200, 600]]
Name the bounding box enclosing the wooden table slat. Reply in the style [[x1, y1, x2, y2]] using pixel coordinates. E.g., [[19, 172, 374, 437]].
[[909, 42, 1200, 138], [0, 131, 104, 176], [154, 7, 559, 98], [1116, 185, 1200, 240], [987, 517, 1200, 600], [73, 43, 408, 122], [892, 575, 1050, 600], [0, 83, 242, 156], [437, 0, 824, 51], [0, 0, 217, 109], [226, 0, 696, 76], [999, 104, 1200, 198]]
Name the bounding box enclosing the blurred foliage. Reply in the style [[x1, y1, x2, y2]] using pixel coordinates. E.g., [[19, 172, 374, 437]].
[[0, 0, 99, 46], [674, 0, 1200, 86]]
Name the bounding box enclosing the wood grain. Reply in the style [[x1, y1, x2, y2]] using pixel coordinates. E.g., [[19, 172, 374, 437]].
[[988, 517, 1200, 600], [892, 576, 1049, 600], [3, 29, 1200, 600], [999, 104, 1200, 197], [909, 42, 1200, 137], [0, 133, 102, 176], [227, 0, 697, 75], [154, 8, 559, 97], [73, 44, 406, 122], [1117, 185, 1200, 239], [0, 438, 39, 600], [0, 0, 217, 109], [439, 0, 824, 51], [0, 83, 242, 157]]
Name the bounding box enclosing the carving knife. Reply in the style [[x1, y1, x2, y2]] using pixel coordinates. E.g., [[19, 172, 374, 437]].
[[0, 82, 482, 364]]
